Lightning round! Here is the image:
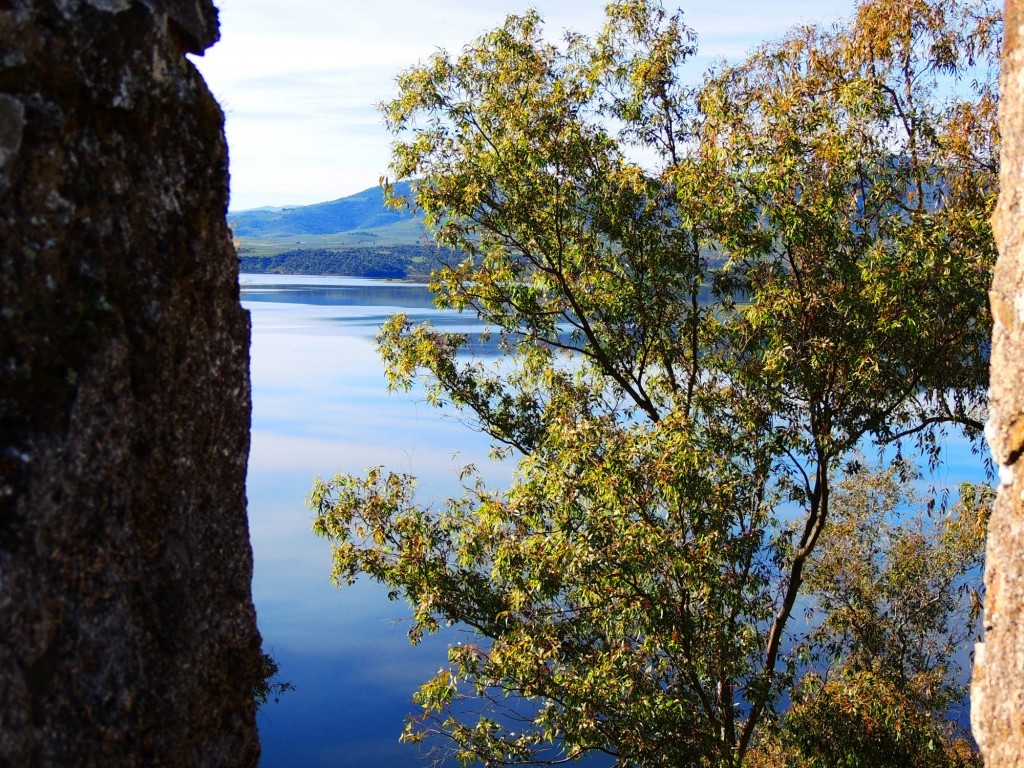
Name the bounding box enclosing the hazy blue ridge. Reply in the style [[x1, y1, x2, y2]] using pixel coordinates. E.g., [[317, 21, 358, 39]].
[[228, 181, 416, 238]]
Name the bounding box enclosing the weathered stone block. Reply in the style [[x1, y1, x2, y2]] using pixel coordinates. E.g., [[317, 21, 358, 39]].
[[0, 1, 262, 764], [972, 2, 1024, 765]]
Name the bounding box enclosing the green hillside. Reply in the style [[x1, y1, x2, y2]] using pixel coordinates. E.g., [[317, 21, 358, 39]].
[[230, 182, 451, 278], [237, 244, 462, 280]]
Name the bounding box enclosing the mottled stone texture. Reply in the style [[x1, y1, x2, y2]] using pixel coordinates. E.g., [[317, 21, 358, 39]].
[[972, 1, 1024, 764], [0, 1, 261, 765]]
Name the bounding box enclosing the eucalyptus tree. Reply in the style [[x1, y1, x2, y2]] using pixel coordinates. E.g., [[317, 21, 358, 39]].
[[311, 1, 999, 765]]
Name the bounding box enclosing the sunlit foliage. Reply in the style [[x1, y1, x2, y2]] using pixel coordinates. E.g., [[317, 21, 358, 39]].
[[312, 1, 999, 765]]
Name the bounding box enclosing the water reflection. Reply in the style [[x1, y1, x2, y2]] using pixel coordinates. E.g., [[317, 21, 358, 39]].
[[242, 274, 529, 355], [243, 274, 509, 767], [242, 280, 439, 309]]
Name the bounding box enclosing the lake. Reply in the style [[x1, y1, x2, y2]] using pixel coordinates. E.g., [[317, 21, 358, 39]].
[[242, 273, 987, 766], [243, 274, 510, 767]]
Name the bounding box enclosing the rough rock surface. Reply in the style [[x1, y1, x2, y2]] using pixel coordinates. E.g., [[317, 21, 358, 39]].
[[0, 1, 262, 765], [972, 1, 1024, 764]]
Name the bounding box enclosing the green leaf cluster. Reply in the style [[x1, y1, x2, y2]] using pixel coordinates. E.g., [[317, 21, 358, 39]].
[[313, 0, 999, 765]]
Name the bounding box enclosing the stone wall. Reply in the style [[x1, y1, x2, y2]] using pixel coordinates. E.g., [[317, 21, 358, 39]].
[[972, 1, 1024, 765], [0, 1, 262, 764]]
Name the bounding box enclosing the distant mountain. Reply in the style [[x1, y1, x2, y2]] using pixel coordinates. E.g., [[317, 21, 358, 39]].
[[228, 181, 417, 239], [231, 182, 459, 279]]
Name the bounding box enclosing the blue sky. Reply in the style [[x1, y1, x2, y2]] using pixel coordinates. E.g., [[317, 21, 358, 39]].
[[194, 1, 855, 211]]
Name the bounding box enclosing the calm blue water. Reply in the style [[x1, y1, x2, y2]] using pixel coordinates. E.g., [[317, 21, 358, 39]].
[[242, 273, 989, 766], [243, 274, 509, 767]]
